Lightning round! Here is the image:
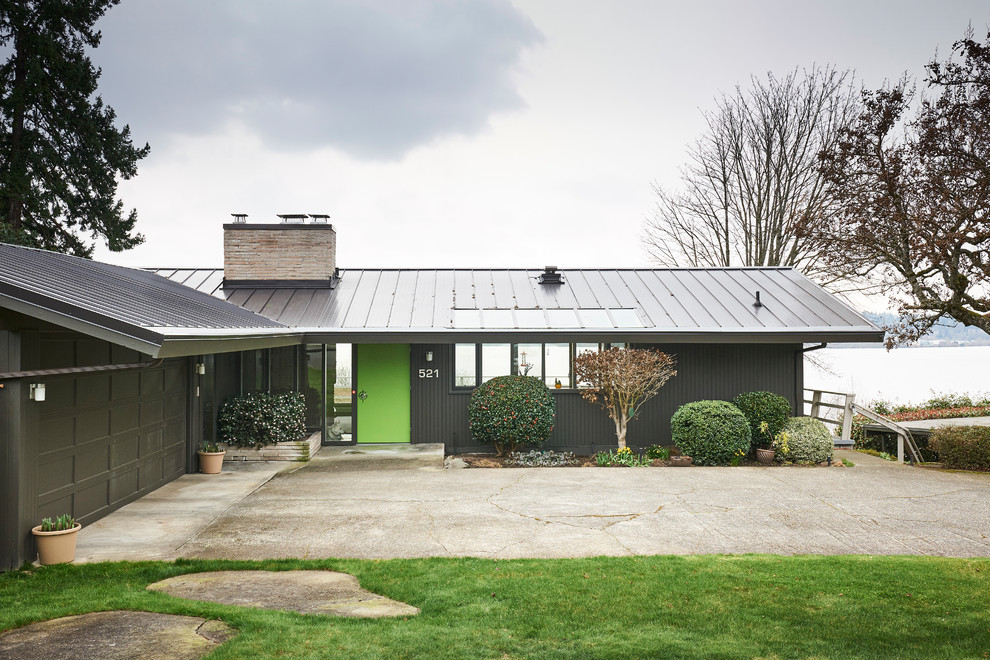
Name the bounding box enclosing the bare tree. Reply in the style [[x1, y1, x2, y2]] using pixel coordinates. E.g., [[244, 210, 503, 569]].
[[643, 67, 860, 288], [573, 348, 677, 450], [817, 29, 990, 345]]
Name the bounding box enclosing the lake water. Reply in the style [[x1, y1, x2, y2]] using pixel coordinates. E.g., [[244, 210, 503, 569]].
[[804, 346, 990, 407]]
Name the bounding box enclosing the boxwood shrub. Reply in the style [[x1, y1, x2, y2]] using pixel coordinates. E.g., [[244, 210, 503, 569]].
[[733, 391, 791, 449], [217, 392, 307, 448], [670, 400, 751, 466], [468, 375, 555, 456], [782, 416, 833, 464], [929, 425, 990, 470]]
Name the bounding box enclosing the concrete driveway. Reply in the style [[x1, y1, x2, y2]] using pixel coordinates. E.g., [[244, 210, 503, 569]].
[[76, 449, 990, 562]]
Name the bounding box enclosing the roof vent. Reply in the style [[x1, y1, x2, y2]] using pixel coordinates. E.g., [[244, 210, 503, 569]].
[[753, 290, 763, 308], [277, 213, 308, 224], [539, 266, 564, 285], [230, 213, 247, 224], [308, 213, 330, 224]]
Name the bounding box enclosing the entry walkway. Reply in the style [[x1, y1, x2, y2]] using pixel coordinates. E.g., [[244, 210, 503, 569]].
[[75, 450, 990, 561]]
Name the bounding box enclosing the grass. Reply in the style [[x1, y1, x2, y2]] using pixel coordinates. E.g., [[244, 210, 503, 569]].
[[2, 556, 989, 659], [842, 457, 855, 467]]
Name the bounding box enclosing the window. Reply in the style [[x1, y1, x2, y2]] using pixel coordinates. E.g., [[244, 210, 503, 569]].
[[544, 344, 570, 387], [513, 344, 542, 377], [453, 342, 629, 390], [481, 344, 511, 382], [454, 344, 477, 387]]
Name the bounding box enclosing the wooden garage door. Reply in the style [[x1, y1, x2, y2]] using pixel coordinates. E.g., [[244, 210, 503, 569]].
[[35, 337, 188, 525]]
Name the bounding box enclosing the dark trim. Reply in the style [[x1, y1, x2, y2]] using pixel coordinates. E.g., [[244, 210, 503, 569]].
[[222, 223, 335, 231], [800, 343, 828, 353], [222, 278, 337, 289]]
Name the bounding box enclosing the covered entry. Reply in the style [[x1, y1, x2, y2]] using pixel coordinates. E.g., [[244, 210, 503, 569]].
[[355, 344, 410, 443]]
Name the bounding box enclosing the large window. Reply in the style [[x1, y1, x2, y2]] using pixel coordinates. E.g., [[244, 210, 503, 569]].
[[456, 343, 622, 389]]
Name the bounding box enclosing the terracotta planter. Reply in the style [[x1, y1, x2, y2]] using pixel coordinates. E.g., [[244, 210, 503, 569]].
[[670, 456, 693, 467], [756, 448, 776, 464], [198, 450, 226, 474], [31, 523, 81, 565]]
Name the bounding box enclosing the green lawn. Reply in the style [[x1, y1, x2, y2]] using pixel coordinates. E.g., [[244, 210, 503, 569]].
[[2, 556, 988, 659]]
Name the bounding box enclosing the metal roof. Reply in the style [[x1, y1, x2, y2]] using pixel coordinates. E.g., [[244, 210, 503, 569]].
[[150, 267, 883, 344], [0, 244, 292, 357]]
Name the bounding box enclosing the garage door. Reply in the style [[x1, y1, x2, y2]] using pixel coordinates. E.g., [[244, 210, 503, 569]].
[[35, 336, 188, 525]]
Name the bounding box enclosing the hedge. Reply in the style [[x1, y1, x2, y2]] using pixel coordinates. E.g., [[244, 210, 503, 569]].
[[929, 425, 990, 470], [217, 392, 307, 448], [671, 400, 751, 466]]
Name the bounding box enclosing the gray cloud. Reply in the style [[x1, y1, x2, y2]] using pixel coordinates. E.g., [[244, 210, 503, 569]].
[[94, 0, 542, 159]]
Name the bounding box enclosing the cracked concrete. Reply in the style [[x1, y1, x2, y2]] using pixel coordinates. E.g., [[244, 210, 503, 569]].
[[75, 450, 990, 561]]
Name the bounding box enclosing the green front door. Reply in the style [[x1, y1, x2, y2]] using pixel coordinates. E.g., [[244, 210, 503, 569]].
[[355, 344, 410, 443]]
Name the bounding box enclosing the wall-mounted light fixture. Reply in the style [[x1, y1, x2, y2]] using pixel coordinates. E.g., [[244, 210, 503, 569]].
[[29, 383, 46, 401], [196, 363, 206, 375], [425, 351, 434, 362]]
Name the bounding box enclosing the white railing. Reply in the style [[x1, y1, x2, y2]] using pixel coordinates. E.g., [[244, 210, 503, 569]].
[[802, 388, 923, 463], [803, 388, 855, 444]]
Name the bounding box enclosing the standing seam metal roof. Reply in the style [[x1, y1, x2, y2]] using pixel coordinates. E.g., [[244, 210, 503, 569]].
[[0, 244, 283, 332], [148, 266, 880, 340]]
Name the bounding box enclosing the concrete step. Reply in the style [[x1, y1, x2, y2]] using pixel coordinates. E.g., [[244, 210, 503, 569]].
[[312, 443, 445, 470]]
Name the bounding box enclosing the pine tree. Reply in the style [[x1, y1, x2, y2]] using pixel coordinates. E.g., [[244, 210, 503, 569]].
[[0, 0, 149, 257]]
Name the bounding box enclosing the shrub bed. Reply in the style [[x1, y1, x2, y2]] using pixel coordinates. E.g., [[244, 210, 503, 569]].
[[468, 375, 555, 456], [733, 391, 791, 450], [217, 392, 307, 448], [929, 426, 990, 470], [782, 417, 833, 464], [671, 400, 751, 466]]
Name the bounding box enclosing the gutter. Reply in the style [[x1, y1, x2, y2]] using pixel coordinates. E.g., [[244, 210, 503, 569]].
[[0, 359, 164, 381]]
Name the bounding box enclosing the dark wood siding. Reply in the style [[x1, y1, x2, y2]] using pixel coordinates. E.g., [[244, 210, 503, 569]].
[[411, 342, 802, 454], [34, 333, 188, 526]]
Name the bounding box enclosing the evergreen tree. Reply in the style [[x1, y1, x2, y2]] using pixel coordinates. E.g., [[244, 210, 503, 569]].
[[0, 0, 148, 257]]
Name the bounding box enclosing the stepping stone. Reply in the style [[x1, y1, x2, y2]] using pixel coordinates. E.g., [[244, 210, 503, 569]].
[[0, 610, 234, 660], [148, 570, 420, 618]]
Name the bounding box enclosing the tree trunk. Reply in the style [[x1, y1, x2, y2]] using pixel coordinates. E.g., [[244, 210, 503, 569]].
[[615, 414, 627, 450], [5, 28, 29, 231]]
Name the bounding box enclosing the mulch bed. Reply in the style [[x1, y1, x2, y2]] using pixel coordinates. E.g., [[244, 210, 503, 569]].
[[454, 455, 847, 468]]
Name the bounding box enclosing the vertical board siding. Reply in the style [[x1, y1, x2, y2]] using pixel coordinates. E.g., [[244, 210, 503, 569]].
[[411, 343, 801, 454]]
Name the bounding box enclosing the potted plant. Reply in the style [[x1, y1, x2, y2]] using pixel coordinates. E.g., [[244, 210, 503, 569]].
[[756, 424, 790, 464], [197, 441, 226, 474], [31, 514, 80, 565]]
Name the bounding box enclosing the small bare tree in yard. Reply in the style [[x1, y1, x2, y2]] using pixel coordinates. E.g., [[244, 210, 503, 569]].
[[643, 66, 860, 289], [573, 348, 677, 450]]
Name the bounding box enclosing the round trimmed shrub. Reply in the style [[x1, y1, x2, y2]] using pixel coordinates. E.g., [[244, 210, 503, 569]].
[[782, 416, 833, 464], [218, 392, 307, 448], [468, 376, 555, 456], [670, 400, 751, 466], [732, 391, 792, 449]]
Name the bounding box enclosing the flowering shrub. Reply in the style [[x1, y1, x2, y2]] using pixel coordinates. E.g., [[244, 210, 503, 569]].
[[732, 391, 791, 450], [217, 392, 307, 448], [507, 450, 577, 467], [929, 426, 990, 470], [645, 444, 670, 460], [594, 446, 650, 467], [671, 400, 751, 466], [468, 376, 555, 456], [782, 417, 832, 464]]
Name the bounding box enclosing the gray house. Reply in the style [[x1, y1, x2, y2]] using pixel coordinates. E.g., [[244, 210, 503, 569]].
[[0, 219, 882, 569]]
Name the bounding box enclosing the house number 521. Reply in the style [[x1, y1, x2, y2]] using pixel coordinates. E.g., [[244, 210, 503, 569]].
[[418, 368, 439, 378]]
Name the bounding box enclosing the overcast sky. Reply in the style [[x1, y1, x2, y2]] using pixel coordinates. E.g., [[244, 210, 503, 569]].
[[91, 0, 990, 280]]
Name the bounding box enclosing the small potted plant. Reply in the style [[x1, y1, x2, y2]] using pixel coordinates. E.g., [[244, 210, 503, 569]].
[[756, 424, 789, 464], [197, 441, 226, 474], [32, 513, 81, 565]]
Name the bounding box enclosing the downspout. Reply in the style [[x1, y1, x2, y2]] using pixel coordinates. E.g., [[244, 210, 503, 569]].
[[795, 343, 828, 415]]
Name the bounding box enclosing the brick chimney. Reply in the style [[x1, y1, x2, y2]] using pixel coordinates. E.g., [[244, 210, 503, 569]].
[[223, 214, 336, 284]]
